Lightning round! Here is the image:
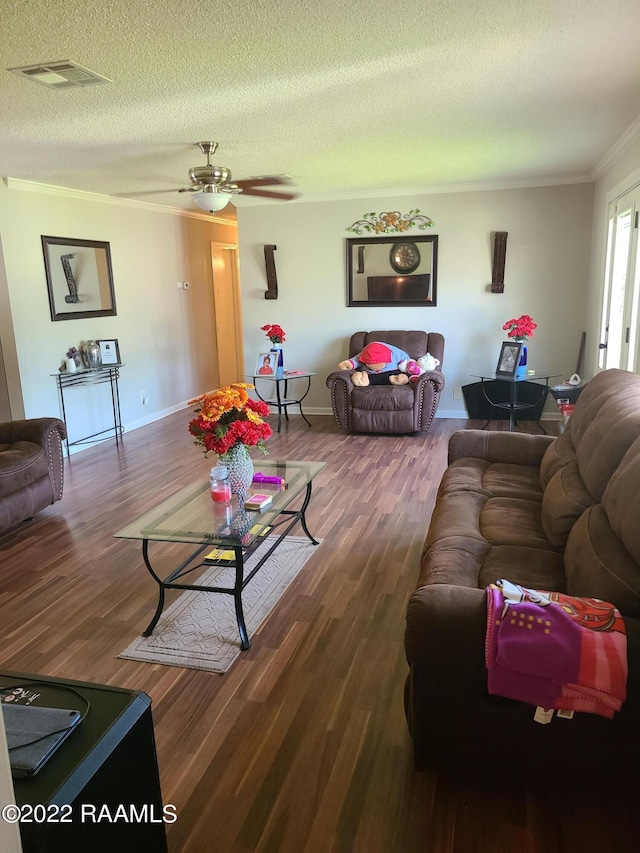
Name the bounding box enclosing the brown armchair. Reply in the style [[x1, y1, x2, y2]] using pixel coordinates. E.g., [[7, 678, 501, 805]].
[[0, 418, 66, 535], [326, 331, 445, 434]]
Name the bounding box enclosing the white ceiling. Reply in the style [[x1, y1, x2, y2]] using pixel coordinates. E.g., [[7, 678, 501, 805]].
[[2, 0, 640, 213]]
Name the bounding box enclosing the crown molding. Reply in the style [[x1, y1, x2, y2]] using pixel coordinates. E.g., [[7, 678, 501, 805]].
[[4, 171, 595, 216], [592, 113, 640, 180], [284, 173, 594, 205], [2, 177, 237, 225]]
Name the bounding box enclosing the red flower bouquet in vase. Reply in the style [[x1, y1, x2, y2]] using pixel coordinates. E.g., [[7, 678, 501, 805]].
[[261, 324, 286, 374], [188, 383, 272, 497], [502, 315, 537, 377]]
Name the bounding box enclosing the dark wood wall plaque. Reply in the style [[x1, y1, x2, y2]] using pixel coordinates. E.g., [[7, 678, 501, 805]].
[[264, 244, 278, 300], [491, 231, 508, 293]]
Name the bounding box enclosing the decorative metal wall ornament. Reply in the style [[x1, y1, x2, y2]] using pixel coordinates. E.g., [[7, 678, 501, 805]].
[[60, 254, 79, 303], [347, 209, 434, 235]]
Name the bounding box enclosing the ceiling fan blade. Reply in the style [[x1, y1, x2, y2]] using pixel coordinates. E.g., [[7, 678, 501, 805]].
[[241, 187, 298, 201], [233, 176, 292, 190], [178, 186, 201, 193]]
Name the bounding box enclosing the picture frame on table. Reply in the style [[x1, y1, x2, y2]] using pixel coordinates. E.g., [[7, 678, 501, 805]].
[[97, 338, 121, 365], [255, 352, 277, 376], [495, 341, 522, 377]]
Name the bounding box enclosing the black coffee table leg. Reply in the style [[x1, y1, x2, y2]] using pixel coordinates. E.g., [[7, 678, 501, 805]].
[[234, 547, 250, 650], [141, 539, 166, 636], [140, 540, 210, 638], [298, 482, 319, 545]]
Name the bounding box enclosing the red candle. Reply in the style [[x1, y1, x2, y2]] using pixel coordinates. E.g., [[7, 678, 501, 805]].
[[211, 484, 232, 502]]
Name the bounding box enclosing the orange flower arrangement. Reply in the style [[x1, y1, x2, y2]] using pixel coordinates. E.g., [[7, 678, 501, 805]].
[[188, 383, 272, 456]]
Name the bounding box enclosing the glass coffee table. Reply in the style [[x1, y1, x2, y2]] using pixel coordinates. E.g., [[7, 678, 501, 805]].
[[115, 460, 325, 650]]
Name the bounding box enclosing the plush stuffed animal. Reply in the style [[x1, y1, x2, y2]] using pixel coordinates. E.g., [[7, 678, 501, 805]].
[[398, 353, 441, 383], [338, 342, 411, 387]]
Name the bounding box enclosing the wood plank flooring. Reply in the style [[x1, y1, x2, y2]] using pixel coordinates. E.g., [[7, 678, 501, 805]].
[[1, 411, 638, 852]]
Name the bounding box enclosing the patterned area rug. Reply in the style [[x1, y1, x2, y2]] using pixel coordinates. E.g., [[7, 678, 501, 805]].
[[118, 536, 321, 673]]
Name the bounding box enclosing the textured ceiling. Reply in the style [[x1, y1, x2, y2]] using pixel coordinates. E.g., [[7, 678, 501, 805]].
[[1, 0, 640, 213]]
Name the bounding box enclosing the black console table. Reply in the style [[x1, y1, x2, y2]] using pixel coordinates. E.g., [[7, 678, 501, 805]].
[[51, 365, 124, 456], [1, 670, 167, 853], [468, 372, 560, 432]]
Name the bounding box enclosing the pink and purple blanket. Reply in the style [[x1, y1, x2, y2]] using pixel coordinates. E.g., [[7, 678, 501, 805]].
[[485, 580, 627, 719]]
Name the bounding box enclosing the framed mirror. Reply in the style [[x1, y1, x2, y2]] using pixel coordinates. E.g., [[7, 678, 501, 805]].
[[42, 235, 117, 321], [346, 234, 438, 307]]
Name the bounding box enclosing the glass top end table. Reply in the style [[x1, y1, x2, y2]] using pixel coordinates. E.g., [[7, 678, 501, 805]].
[[470, 372, 561, 432], [250, 372, 317, 432]]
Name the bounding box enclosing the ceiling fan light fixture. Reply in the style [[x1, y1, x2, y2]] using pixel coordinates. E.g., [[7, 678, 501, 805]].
[[192, 191, 232, 212]]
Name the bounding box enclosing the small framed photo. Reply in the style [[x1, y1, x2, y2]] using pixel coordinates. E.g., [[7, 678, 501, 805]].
[[97, 338, 121, 365], [255, 352, 277, 376], [495, 341, 522, 377]]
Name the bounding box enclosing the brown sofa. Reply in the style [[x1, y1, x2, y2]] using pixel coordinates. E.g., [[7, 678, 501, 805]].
[[0, 418, 66, 535], [326, 330, 445, 434], [404, 368, 640, 789]]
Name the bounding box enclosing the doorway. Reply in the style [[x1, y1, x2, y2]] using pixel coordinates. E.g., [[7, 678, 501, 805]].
[[211, 242, 244, 386], [599, 184, 640, 371]]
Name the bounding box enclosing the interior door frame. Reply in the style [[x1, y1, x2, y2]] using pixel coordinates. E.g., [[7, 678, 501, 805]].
[[211, 241, 244, 387]]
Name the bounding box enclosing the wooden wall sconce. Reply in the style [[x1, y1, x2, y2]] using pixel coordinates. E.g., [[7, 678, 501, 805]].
[[264, 244, 278, 300], [491, 231, 508, 293]]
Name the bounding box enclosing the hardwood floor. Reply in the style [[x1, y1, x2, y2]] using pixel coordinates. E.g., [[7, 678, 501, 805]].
[[1, 411, 637, 852]]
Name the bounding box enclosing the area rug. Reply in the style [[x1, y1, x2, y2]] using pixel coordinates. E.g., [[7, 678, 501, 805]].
[[118, 536, 321, 673]]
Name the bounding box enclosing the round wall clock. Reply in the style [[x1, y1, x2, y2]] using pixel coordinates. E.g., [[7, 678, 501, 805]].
[[389, 241, 421, 274]]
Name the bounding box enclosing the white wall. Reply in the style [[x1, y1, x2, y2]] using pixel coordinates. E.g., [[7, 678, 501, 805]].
[[0, 183, 236, 440], [0, 178, 601, 430], [237, 183, 595, 417]]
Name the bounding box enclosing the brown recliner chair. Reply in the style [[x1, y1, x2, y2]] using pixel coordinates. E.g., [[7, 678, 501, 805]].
[[0, 418, 66, 535], [326, 330, 445, 434]]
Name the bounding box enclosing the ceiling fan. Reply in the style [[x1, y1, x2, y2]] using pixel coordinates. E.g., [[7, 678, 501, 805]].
[[178, 141, 298, 211]]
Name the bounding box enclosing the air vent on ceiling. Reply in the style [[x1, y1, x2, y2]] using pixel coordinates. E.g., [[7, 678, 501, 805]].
[[7, 61, 111, 89]]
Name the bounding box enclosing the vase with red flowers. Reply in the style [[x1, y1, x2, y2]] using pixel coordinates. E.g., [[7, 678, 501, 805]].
[[261, 324, 286, 375], [188, 383, 272, 497], [502, 314, 537, 377]]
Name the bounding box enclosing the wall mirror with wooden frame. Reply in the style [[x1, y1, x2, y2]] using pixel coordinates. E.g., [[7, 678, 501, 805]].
[[346, 234, 438, 307], [42, 235, 117, 322]]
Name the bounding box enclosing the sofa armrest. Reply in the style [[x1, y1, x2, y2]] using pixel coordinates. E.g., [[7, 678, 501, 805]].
[[412, 369, 445, 394], [0, 418, 66, 500], [326, 369, 355, 386], [448, 429, 554, 467], [411, 370, 445, 432], [0, 418, 66, 446], [326, 370, 355, 430], [405, 583, 487, 670]]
